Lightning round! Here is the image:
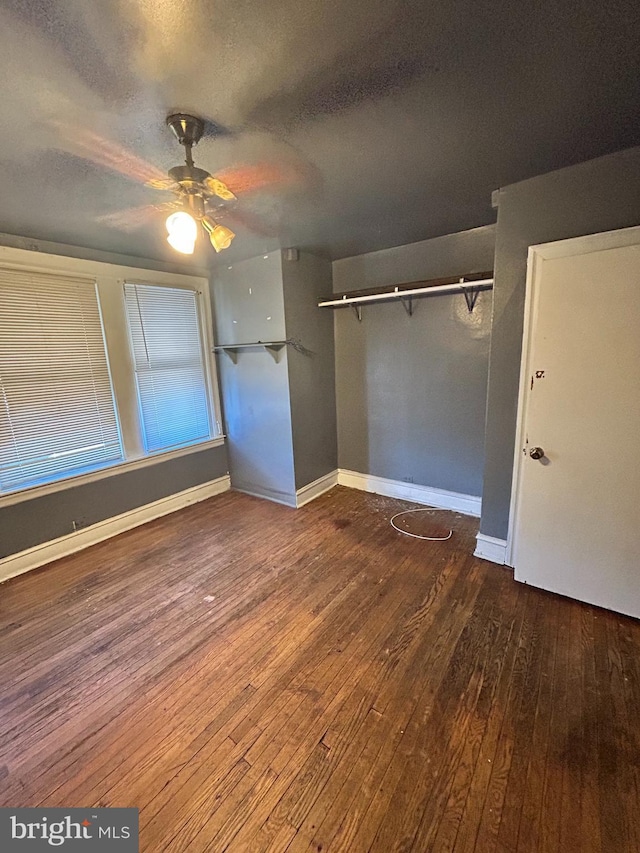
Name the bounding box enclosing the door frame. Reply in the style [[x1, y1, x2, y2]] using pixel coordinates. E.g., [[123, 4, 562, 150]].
[[506, 223, 640, 568]]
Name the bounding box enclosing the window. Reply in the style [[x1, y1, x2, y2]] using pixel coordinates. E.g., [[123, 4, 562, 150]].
[[0, 268, 123, 492], [124, 283, 212, 452], [0, 250, 221, 498]]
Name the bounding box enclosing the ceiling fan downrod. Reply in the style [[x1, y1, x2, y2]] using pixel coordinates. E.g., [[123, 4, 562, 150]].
[[166, 113, 211, 204], [166, 113, 205, 168]]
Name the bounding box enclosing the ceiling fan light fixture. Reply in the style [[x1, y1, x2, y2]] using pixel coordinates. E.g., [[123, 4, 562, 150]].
[[202, 216, 235, 252], [166, 210, 198, 254]]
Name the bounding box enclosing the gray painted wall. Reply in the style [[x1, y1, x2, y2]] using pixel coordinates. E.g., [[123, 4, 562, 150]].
[[283, 252, 337, 490], [333, 225, 495, 497], [212, 252, 297, 504], [0, 234, 228, 560], [481, 146, 640, 540], [0, 447, 228, 559], [0, 231, 209, 278], [213, 252, 287, 344], [333, 225, 496, 292]]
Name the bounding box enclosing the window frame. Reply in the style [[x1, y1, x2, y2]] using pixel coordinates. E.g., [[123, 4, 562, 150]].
[[122, 280, 217, 455], [0, 245, 224, 508]]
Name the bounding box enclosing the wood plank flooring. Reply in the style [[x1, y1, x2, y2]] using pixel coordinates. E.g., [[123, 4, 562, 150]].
[[1, 486, 639, 852]]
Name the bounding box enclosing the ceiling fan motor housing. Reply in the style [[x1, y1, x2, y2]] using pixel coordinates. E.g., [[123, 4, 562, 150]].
[[168, 165, 211, 219], [169, 164, 211, 187]]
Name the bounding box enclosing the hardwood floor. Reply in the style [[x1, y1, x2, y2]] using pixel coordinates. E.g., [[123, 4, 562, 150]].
[[1, 486, 639, 852]]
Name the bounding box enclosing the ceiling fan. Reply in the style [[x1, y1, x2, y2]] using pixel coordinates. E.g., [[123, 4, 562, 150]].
[[154, 113, 239, 255], [88, 113, 314, 249]]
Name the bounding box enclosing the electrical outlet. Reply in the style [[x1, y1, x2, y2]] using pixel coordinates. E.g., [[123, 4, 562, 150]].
[[402, 476, 414, 483], [71, 518, 87, 532]]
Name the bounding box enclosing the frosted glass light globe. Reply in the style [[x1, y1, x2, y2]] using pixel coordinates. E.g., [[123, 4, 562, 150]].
[[166, 211, 197, 254]]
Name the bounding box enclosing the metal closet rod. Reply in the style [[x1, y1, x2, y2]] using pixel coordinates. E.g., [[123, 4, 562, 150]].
[[318, 277, 494, 308]]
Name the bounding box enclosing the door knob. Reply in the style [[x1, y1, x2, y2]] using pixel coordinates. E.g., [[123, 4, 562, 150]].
[[529, 446, 545, 460]]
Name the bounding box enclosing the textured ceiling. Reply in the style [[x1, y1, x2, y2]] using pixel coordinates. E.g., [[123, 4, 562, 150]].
[[0, 0, 639, 267]]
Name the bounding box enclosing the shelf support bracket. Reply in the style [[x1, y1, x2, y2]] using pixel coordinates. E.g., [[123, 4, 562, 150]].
[[400, 296, 414, 317], [352, 305, 362, 322], [264, 344, 284, 363], [223, 348, 239, 364]]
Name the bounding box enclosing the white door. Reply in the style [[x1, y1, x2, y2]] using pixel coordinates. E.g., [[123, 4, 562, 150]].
[[509, 226, 640, 619]]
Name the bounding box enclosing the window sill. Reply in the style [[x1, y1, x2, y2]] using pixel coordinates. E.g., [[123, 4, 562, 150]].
[[0, 436, 226, 508]]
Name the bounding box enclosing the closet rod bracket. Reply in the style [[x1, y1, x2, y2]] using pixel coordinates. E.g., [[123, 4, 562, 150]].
[[461, 286, 480, 313], [400, 296, 414, 317]]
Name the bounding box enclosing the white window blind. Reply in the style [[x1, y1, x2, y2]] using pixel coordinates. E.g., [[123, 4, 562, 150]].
[[124, 283, 212, 452], [0, 268, 123, 493]]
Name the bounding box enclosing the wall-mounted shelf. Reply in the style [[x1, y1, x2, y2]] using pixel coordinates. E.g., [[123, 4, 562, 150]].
[[213, 341, 287, 363], [318, 272, 494, 320]]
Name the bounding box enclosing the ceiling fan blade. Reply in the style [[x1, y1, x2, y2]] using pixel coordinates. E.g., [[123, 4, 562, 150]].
[[96, 202, 177, 232], [215, 162, 305, 196], [49, 120, 168, 186], [145, 177, 181, 192], [205, 177, 236, 201]]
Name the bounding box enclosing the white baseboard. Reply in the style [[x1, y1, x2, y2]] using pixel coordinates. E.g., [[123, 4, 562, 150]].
[[296, 470, 339, 508], [337, 469, 481, 517], [0, 475, 231, 584], [234, 470, 338, 509], [474, 532, 508, 565], [232, 484, 297, 508]]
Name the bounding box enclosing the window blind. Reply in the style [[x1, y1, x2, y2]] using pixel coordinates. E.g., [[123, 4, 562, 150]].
[[0, 267, 123, 493], [124, 283, 211, 452]]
